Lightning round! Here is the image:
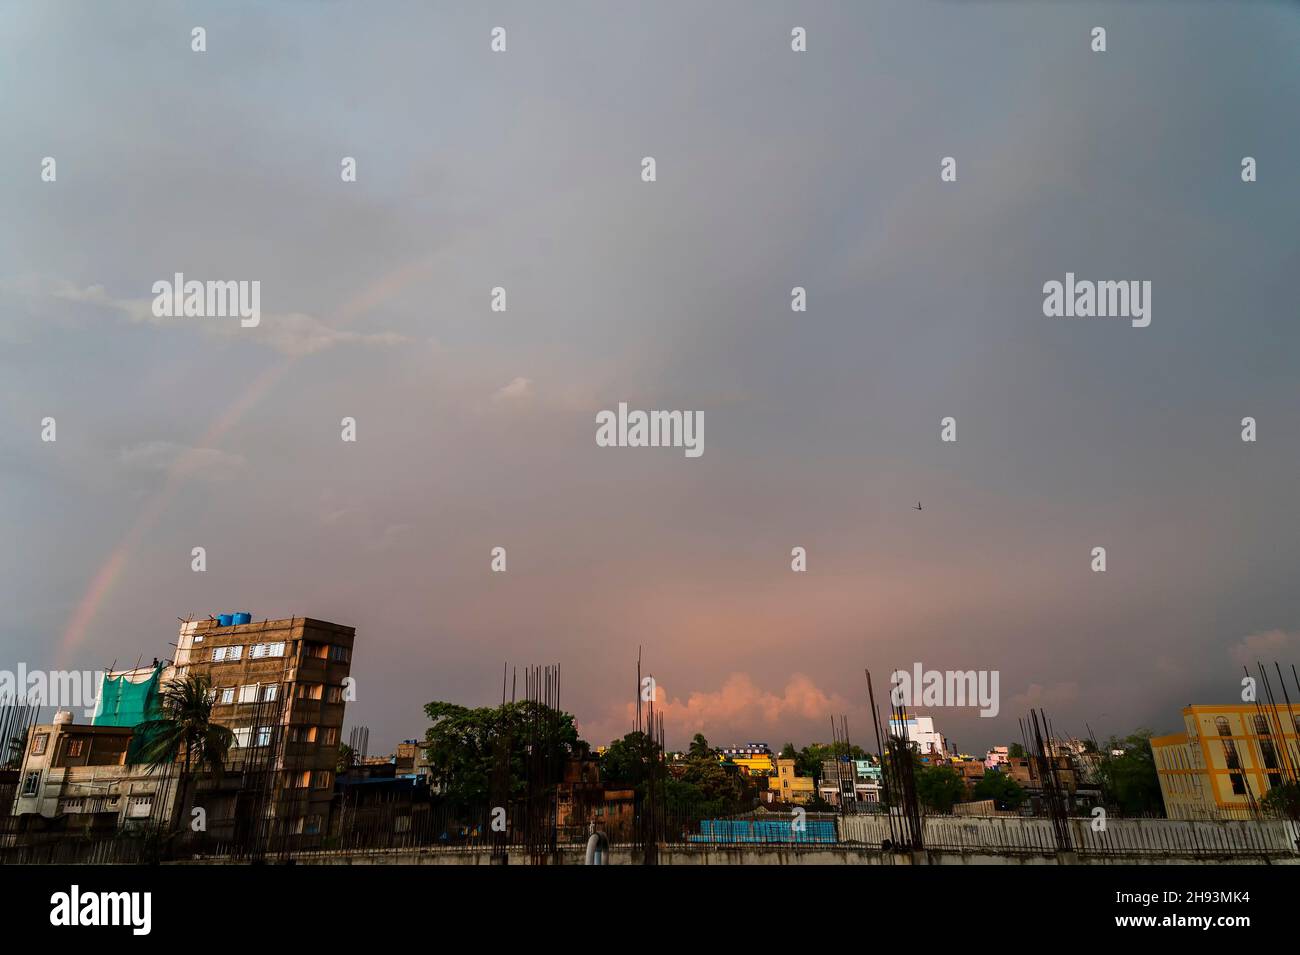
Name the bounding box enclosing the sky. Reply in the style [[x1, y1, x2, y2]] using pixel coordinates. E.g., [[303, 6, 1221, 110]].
[[2, 1, 1299, 756]]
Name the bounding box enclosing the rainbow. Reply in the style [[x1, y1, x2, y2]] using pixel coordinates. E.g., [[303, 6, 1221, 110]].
[[57, 250, 444, 668]]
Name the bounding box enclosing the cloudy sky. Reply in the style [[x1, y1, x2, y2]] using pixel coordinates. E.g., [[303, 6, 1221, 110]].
[[2, 1, 1299, 754]]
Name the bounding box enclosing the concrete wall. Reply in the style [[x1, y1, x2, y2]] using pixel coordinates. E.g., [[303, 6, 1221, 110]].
[[178, 842, 1300, 865], [171, 813, 1300, 865], [839, 813, 1300, 857]]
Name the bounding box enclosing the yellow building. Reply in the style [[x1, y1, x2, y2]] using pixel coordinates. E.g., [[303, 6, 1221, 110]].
[[718, 744, 774, 776], [1152, 704, 1300, 820], [766, 757, 815, 805]]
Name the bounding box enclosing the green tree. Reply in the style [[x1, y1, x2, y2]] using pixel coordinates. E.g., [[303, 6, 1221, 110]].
[[688, 733, 713, 759], [914, 765, 967, 813], [336, 743, 357, 774], [599, 730, 665, 789], [1261, 781, 1300, 820], [971, 769, 1024, 810], [129, 674, 236, 836], [1096, 729, 1162, 815], [423, 698, 583, 808], [793, 742, 872, 783], [681, 749, 745, 809], [1008, 743, 1026, 759]]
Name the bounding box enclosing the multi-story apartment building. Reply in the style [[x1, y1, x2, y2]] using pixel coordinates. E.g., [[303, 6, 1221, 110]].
[[394, 738, 432, 780], [13, 665, 176, 825], [984, 745, 1010, 769], [765, 757, 815, 805], [888, 713, 951, 759], [172, 614, 355, 837], [10, 711, 162, 825], [10, 615, 355, 841], [554, 754, 636, 840], [1152, 704, 1300, 820], [816, 758, 882, 807]]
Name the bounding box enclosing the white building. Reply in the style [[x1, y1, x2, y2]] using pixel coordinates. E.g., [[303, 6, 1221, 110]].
[[888, 714, 951, 758]]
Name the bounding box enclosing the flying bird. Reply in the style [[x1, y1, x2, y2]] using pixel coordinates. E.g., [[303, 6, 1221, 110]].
[[913, 501, 922, 511]]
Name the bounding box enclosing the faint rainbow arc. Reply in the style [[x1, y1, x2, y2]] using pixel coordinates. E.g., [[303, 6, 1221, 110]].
[[56, 253, 440, 668]]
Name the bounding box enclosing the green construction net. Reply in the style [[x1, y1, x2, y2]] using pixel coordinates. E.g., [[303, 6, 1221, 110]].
[[92, 665, 163, 728]]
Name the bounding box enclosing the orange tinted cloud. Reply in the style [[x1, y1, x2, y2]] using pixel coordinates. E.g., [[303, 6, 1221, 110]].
[[590, 672, 849, 745]]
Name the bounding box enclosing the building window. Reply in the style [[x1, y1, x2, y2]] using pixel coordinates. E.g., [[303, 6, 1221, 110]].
[[233, 728, 251, 748], [322, 727, 338, 746], [330, 645, 350, 663], [255, 726, 272, 747], [127, 796, 153, 819], [297, 683, 323, 701], [250, 641, 286, 659], [1254, 715, 1272, 735], [22, 772, 40, 796], [211, 645, 243, 662], [1229, 772, 1246, 796], [1215, 717, 1231, 736], [237, 685, 258, 704], [219, 687, 235, 704], [313, 771, 332, 789], [290, 725, 318, 744], [66, 738, 86, 758], [31, 733, 48, 756], [1261, 739, 1279, 770], [1223, 740, 1240, 770], [260, 684, 278, 702], [325, 685, 344, 703]]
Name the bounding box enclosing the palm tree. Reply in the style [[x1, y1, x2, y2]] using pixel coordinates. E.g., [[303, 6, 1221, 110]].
[[129, 673, 236, 838]]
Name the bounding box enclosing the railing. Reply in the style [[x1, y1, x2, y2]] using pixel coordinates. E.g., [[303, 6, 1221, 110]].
[[838, 812, 1300, 858], [2, 806, 1296, 864]]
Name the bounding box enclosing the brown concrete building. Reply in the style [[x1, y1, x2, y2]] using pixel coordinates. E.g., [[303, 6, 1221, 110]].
[[10, 712, 158, 825], [555, 755, 635, 841], [950, 757, 987, 791], [394, 739, 430, 779], [173, 615, 355, 836]]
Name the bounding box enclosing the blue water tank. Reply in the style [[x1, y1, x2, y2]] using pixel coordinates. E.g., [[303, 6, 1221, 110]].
[[217, 614, 234, 627], [232, 611, 252, 625]]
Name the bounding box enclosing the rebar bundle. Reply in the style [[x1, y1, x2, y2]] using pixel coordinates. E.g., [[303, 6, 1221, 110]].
[[867, 669, 922, 851]]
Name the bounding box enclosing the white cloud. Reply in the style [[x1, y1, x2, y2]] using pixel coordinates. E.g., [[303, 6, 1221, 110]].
[[117, 441, 246, 481], [11, 277, 408, 357], [493, 376, 534, 401]]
